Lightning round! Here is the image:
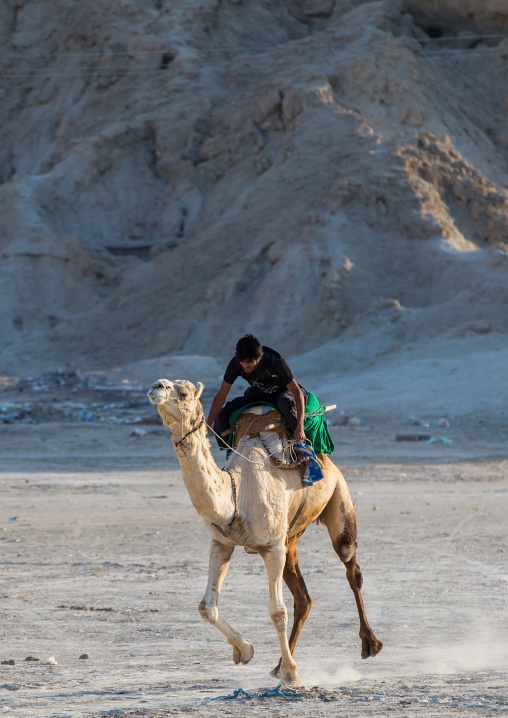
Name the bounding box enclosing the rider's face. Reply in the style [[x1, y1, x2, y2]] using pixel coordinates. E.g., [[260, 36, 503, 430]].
[[239, 356, 262, 373]]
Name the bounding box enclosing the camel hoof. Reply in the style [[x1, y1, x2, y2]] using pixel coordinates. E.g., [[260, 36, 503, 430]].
[[361, 635, 383, 659], [279, 675, 303, 688], [232, 640, 254, 665], [269, 666, 281, 679], [240, 640, 254, 665]]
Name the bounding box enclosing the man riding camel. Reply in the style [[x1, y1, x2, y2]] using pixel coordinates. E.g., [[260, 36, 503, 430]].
[[207, 334, 308, 449]]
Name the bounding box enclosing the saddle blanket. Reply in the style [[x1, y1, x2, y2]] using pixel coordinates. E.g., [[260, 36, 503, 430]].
[[228, 392, 335, 454], [293, 442, 325, 486]]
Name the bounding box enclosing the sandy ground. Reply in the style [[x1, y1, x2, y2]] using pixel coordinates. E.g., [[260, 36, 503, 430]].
[[1, 407, 507, 718]]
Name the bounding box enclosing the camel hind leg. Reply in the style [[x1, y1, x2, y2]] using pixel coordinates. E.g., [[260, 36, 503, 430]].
[[320, 470, 383, 659], [198, 539, 254, 665], [270, 531, 312, 679]]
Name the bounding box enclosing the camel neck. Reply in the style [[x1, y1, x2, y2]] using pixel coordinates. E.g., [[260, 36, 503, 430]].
[[172, 423, 235, 526]]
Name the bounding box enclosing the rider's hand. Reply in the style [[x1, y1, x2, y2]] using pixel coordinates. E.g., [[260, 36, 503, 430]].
[[293, 427, 306, 444]]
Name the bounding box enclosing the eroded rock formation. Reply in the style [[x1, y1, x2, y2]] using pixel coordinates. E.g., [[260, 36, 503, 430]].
[[0, 0, 507, 372]]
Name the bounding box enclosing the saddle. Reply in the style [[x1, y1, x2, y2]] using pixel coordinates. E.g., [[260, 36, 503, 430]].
[[222, 407, 301, 469], [222, 405, 329, 556]]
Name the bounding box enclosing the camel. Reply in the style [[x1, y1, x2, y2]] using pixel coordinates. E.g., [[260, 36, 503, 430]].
[[147, 378, 383, 686]]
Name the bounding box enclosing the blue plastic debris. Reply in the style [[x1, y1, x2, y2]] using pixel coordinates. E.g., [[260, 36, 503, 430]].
[[78, 411, 96, 422]]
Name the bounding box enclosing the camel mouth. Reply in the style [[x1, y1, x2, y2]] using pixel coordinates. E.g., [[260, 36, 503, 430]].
[[147, 389, 167, 405]]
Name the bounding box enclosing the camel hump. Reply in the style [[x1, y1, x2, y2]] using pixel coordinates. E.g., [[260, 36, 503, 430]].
[[232, 406, 298, 469]]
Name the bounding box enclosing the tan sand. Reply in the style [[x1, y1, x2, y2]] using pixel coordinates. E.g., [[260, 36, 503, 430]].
[[0, 414, 506, 717]]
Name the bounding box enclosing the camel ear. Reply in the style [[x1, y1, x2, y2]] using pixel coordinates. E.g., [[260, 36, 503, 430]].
[[195, 382, 204, 400]]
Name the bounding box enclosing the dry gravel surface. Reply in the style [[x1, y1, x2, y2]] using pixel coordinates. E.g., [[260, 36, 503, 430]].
[[1, 419, 507, 717]]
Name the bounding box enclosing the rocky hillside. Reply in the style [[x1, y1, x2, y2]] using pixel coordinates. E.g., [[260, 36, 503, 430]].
[[1, 0, 508, 373]]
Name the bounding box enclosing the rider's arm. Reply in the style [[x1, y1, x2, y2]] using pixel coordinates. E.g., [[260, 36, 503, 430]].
[[286, 378, 306, 444], [206, 380, 232, 427]]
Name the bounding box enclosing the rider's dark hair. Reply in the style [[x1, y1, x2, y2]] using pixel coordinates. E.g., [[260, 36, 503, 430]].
[[235, 334, 263, 361]]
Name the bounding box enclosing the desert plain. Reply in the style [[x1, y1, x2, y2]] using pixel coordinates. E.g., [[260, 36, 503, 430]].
[[1, 338, 507, 718]]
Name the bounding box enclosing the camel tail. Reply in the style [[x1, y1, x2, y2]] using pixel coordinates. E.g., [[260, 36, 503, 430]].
[[314, 511, 326, 526]]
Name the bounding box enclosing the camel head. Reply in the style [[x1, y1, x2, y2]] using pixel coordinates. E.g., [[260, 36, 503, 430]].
[[147, 378, 205, 428]]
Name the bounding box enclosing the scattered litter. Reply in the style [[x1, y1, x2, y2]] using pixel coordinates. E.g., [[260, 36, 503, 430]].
[[130, 428, 146, 437], [400, 510, 411, 514], [8, 516, 19, 521], [400, 416, 429, 427], [24, 656, 39, 662], [437, 418, 450, 427], [372, 506, 381, 511], [347, 417, 368, 426], [395, 434, 431, 442], [1, 659, 15, 665], [78, 411, 96, 422], [426, 437, 453, 445], [0, 403, 35, 424], [45, 657, 58, 665], [0, 370, 160, 426], [79, 654, 89, 660]]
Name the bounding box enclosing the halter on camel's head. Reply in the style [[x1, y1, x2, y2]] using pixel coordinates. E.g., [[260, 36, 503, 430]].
[[147, 379, 205, 434]]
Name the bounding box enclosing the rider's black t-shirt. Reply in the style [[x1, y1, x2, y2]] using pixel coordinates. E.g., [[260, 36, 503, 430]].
[[223, 346, 293, 395]]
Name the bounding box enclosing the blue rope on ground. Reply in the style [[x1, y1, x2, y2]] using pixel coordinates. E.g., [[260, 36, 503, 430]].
[[213, 686, 305, 701], [258, 686, 304, 700], [215, 688, 253, 700]]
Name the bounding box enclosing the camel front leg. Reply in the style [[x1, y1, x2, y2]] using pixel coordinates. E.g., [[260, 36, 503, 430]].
[[198, 539, 254, 665], [261, 543, 303, 687]]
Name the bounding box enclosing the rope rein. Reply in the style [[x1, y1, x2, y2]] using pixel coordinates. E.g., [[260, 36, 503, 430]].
[[204, 418, 302, 467], [167, 386, 307, 467], [174, 416, 205, 449], [172, 415, 280, 467], [163, 392, 309, 537]]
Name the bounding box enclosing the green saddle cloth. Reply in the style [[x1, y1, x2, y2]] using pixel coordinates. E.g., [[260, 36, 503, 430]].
[[228, 392, 335, 454]]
